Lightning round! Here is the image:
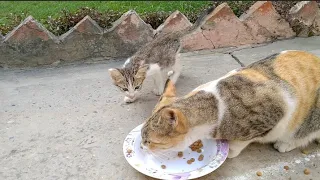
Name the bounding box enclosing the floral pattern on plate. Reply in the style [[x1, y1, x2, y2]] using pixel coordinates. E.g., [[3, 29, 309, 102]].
[[123, 124, 229, 180]]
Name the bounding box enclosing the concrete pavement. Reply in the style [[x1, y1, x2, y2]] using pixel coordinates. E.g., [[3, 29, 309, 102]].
[[1, 36, 320, 180]]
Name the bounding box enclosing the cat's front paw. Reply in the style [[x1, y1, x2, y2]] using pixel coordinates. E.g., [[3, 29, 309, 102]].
[[273, 141, 295, 153], [124, 96, 136, 103], [152, 89, 163, 96]]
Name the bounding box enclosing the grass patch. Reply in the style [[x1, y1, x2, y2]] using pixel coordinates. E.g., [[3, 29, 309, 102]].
[[0, 1, 210, 24], [0, 1, 256, 36]]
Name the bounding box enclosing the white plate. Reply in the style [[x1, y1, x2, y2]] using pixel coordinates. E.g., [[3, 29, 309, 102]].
[[123, 124, 229, 180]]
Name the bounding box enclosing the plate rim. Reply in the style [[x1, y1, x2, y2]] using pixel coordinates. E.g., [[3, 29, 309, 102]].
[[123, 124, 229, 180]]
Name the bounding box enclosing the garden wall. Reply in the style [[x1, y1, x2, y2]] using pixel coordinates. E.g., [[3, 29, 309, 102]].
[[0, 1, 319, 67]]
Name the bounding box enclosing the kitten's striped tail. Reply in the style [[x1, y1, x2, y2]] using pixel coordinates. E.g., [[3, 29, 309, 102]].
[[184, 6, 215, 34]]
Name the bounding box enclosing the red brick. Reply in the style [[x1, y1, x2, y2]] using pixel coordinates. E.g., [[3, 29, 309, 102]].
[[156, 10, 192, 35], [181, 31, 214, 51], [182, 3, 255, 51], [4, 16, 58, 43], [73, 15, 103, 34], [109, 10, 154, 43], [240, 1, 295, 41], [288, 1, 320, 37]]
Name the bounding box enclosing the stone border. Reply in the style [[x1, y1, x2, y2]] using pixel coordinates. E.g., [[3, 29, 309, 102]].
[[0, 1, 319, 67]]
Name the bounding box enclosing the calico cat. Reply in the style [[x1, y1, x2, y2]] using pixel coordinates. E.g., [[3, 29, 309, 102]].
[[108, 7, 215, 103], [140, 50, 320, 158]]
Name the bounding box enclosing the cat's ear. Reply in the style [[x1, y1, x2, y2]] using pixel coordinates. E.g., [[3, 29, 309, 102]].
[[135, 64, 149, 79], [108, 68, 123, 83], [161, 108, 188, 133], [162, 108, 177, 127], [162, 79, 176, 97]]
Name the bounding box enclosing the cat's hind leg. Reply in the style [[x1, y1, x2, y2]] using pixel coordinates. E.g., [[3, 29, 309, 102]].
[[274, 130, 320, 152], [170, 54, 182, 84], [151, 68, 164, 96], [227, 140, 253, 158], [273, 141, 297, 153], [274, 89, 320, 152]]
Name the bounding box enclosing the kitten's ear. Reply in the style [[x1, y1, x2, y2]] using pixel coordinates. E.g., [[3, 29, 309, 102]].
[[162, 79, 176, 97], [135, 64, 149, 79], [108, 68, 123, 83], [162, 108, 177, 127]]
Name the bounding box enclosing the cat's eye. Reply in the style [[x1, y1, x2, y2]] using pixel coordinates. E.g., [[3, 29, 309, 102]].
[[135, 86, 141, 90], [122, 88, 128, 91]]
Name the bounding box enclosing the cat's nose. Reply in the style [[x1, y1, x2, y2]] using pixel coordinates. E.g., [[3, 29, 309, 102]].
[[127, 94, 135, 99]]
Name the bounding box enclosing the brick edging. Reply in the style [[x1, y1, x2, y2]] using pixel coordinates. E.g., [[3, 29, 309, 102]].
[[0, 1, 319, 67]]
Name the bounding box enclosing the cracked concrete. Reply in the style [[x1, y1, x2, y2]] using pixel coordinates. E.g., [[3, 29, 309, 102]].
[[201, 31, 215, 49], [229, 53, 245, 67], [0, 36, 320, 180]]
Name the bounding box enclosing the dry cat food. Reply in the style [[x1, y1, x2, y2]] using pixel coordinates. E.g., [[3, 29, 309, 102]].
[[127, 149, 132, 154], [284, 165, 289, 170], [301, 149, 308, 154], [178, 151, 183, 158], [256, 171, 262, 176], [198, 154, 204, 161], [161, 165, 166, 169], [187, 160, 193, 164], [197, 149, 202, 153], [189, 140, 203, 151], [304, 168, 310, 175]]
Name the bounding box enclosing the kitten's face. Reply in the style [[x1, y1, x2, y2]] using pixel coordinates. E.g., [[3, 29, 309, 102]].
[[108, 65, 149, 102], [141, 79, 189, 151]]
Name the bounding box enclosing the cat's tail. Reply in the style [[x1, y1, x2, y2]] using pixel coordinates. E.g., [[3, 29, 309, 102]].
[[184, 6, 215, 34]]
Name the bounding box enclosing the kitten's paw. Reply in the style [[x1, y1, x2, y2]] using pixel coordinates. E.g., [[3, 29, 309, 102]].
[[273, 141, 295, 153], [124, 96, 136, 103], [152, 89, 162, 96]]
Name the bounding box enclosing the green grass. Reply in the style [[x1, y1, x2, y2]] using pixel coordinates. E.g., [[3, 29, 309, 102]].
[[0, 1, 256, 35], [0, 1, 211, 25]]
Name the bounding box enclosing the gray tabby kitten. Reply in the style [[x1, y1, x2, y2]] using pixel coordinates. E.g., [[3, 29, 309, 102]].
[[108, 7, 215, 103]]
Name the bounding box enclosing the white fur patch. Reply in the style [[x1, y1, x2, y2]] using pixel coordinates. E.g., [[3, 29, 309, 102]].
[[193, 69, 237, 122], [260, 89, 297, 143], [123, 58, 131, 67], [171, 124, 213, 151], [167, 70, 174, 77], [280, 50, 298, 54], [108, 68, 116, 73], [146, 64, 161, 76]]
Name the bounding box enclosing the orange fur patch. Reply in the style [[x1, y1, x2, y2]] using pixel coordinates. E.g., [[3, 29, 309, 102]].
[[236, 69, 269, 82], [184, 90, 199, 98], [273, 51, 320, 131], [163, 80, 176, 97], [173, 109, 189, 134]]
